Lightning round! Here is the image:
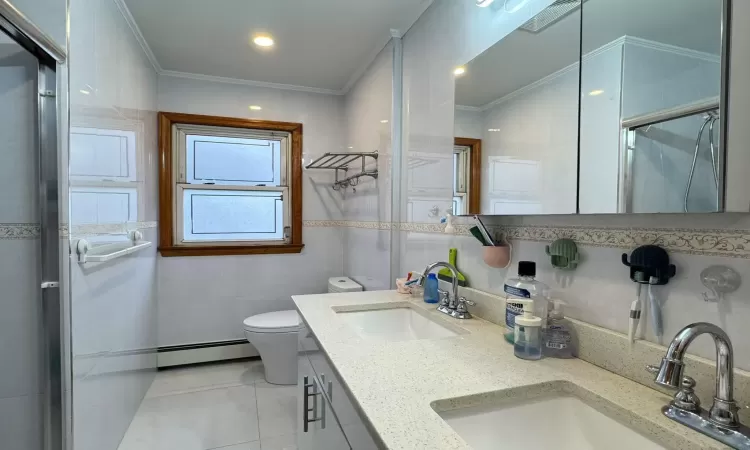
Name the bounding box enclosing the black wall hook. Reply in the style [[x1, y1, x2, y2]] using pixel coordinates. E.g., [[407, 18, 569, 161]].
[[622, 245, 676, 285]]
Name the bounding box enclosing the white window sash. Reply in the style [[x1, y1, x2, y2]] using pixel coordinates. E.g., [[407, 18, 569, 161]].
[[174, 124, 289, 187], [174, 181, 290, 245]]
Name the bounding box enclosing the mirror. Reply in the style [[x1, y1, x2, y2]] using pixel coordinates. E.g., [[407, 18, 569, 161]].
[[453, 0, 582, 215], [580, 0, 725, 213], [453, 0, 728, 215]]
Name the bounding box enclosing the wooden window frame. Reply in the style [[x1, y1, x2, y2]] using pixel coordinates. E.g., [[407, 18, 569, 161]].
[[454, 137, 482, 214], [158, 112, 303, 257]]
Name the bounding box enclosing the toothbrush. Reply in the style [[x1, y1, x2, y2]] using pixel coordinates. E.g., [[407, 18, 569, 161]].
[[629, 283, 643, 344], [648, 276, 663, 343]]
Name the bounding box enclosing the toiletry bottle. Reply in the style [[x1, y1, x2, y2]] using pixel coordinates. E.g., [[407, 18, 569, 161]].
[[514, 299, 542, 360], [423, 273, 439, 303], [543, 300, 576, 358], [504, 261, 549, 343]]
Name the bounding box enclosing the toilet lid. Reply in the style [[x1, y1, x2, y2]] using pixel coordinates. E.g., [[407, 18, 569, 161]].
[[243, 310, 300, 333]]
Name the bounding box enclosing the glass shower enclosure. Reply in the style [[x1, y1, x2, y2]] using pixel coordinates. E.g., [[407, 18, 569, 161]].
[[0, 4, 66, 450]]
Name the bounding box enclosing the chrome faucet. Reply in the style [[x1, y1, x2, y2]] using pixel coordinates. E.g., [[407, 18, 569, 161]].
[[419, 261, 475, 319], [648, 322, 750, 448]]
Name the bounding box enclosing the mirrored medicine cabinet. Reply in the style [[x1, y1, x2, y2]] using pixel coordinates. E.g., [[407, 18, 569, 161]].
[[452, 0, 731, 215]]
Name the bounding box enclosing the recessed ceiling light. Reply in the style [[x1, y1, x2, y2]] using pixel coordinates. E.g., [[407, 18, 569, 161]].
[[347, 146, 354, 149], [488, 128, 501, 132], [253, 35, 274, 48], [454, 66, 466, 76], [589, 89, 604, 96], [380, 120, 389, 124], [249, 105, 262, 110], [476, 0, 495, 7], [79, 89, 90, 95]]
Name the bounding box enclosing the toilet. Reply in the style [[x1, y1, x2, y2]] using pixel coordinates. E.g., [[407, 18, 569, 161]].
[[243, 277, 363, 385]]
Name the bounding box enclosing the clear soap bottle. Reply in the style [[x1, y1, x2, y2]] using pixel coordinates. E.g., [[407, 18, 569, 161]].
[[514, 299, 542, 361], [543, 300, 576, 358]]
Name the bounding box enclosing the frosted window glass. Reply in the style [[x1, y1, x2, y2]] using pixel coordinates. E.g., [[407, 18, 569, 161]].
[[186, 135, 281, 186], [70, 188, 137, 224], [183, 189, 284, 241], [70, 132, 129, 178]]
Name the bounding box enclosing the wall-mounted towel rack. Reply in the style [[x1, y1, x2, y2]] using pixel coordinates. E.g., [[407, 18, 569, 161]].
[[76, 230, 152, 264], [305, 151, 378, 190]]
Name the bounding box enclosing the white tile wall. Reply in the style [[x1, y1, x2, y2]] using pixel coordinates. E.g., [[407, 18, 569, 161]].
[[6, 0, 67, 48], [579, 43, 623, 214], [157, 76, 346, 346], [68, 0, 159, 449]]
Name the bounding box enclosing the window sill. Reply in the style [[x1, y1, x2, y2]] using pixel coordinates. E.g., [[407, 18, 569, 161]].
[[158, 244, 305, 257]]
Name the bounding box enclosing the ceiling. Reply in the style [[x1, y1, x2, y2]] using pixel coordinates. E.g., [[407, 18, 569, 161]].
[[123, 0, 432, 92], [456, 0, 723, 108]]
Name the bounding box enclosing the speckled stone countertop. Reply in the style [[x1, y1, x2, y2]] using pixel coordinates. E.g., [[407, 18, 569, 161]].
[[292, 290, 730, 450]]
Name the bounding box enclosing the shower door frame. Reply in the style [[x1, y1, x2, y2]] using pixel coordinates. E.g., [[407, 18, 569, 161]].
[[0, 3, 67, 450], [617, 0, 731, 213]]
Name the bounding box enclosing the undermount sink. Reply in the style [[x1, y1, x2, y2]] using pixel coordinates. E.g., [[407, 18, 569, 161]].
[[333, 303, 466, 342], [434, 384, 667, 450]]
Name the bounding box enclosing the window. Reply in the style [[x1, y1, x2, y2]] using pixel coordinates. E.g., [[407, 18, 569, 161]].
[[158, 112, 303, 256], [453, 137, 482, 215], [69, 123, 143, 229]]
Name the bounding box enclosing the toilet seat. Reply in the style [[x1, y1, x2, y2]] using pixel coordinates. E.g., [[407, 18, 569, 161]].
[[243, 310, 299, 333]]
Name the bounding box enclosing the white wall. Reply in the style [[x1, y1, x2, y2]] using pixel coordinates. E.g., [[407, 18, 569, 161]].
[[480, 66, 579, 215], [342, 42, 394, 290], [68, 0, 159, 448], [7, 0, 67, 48], [454, 108, 482, 140], [579, 42, 624, 214], [157, 75, 346, 347]]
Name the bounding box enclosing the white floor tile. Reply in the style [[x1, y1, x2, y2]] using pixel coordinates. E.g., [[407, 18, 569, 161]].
[[208, 441, 261, 450], [118, 384, 259, 450], [260, 433, 298, 450], [255, 381, 298, 439], [146, 360, 265, 398]]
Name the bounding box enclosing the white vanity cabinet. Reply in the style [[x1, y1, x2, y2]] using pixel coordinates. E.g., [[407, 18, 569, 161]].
[[297, 323, 379, 450]]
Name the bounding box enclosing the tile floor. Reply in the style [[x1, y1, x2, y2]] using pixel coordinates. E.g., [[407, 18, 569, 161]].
[[117, 360, 298, 450]]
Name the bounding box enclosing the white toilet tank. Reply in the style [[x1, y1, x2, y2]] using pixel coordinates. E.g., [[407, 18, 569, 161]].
[[328, 277, 363, 293]]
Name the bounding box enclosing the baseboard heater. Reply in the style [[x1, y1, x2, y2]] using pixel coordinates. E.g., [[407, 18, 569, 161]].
[[157, 339, 259, 368]]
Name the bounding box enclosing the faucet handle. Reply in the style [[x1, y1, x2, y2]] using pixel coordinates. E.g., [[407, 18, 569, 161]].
[[646, 365, 701, 412], [673, 376, 701, 412], [438, 289, 450, 306], [456, 297, 476, 313]]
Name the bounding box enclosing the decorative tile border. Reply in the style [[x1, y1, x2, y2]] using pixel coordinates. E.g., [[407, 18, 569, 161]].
[[303, 220, 750, 259], [62, 221, 158, 238], [65, 219, 747, 258], [499, 225, 750, 259], [0, 223, 41, 239]]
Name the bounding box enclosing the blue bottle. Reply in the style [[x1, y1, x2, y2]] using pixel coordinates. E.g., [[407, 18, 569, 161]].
[[423, 273, 439, 303]]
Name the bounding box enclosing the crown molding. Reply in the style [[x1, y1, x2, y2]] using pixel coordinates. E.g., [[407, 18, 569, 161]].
[[455, 104, 482, 112], [623, 35, 721, 64], [113, 0, 162, 73], [159, 70, 345, 95]]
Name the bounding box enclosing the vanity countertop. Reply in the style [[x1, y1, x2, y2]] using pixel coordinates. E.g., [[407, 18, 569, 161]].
[[292, 290, 729, 450]]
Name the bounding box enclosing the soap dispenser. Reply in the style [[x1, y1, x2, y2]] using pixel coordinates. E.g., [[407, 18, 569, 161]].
[[514, 299, 542, 361]]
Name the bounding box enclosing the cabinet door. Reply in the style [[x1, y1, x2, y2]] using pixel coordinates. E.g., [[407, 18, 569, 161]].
[[301, 326, 379, 450]]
